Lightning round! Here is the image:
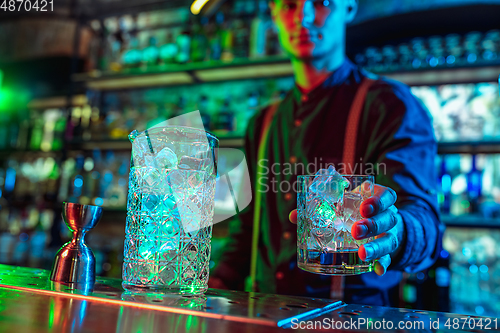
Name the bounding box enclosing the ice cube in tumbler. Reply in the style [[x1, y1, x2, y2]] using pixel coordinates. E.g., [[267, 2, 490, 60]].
[[309, 166, 349, 207], [156, 147, 178, 169]]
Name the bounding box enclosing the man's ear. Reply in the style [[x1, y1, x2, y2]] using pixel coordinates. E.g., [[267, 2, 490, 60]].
[[345, 0, 358, 24]]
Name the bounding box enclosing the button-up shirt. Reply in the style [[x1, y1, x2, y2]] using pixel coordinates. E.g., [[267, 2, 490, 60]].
[[214, 59, 444, 305]]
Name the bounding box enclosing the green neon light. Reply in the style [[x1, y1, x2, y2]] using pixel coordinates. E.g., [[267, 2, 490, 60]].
[[48, 298, 55, 329]]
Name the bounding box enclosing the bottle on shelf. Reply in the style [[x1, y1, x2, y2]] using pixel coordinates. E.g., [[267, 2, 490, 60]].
[[212, 97, 236, 135], [481, 30, 499, 61], [52, 111, 67, 151], [159, 31, 179, 65], [197, 95, 211, 131], [176, 29, 191, 64], [438, 156, 452, 214], [427, 35, 446, 68], [142, 35, 160, 68], [16, 111, 30, 151], [219, 13, 235, 62], [0, 114, 9, 150], [104, 17, 123, 72], [381, 45, 398, 72], [208, 16, 222, 62], [190, 18, 209, 63], [249, 4, 270, 59], [464, 31, 482, 65], [233, 18, 250, 59], [444, 34, 463, 67], [29, 112, 44, 151], [40, 109, 59, 152], [8, 114, 20, 150], [466, 154, 482, 213], [121, 36, 142, 69]]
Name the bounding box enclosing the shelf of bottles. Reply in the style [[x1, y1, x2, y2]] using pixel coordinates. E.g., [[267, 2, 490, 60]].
[[355, 31, 500, 72], [76, 0, 500, 89], [76, 0, 293, 90]]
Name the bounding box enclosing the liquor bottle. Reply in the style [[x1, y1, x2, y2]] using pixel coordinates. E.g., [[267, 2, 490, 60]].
[[219, 13, 234, 62], [16, 110, 30, 150], [364, 47, 382, 72], [198, 95, 211, 130], [89, 149, 103, 206], [142, 36, 159, 68], [145, 104, 166, 129], [89, 106, 106, 141], [212, 97, 236, 135], [381, 45, 398, 72], [159, 31, 179, 65], [107, 155, 128, 208], [29, 112, 44, 151], [68, 107, 83, 142], [250, 3, 271, 59], [464, 32, 482, 65], [482, 30, 499, 61], [87, 20, 102, 71], [190, 19, 209, 63], [444, 34, 463, 67], [80, 105, 92, 141], [176, 30, 191, 64], [438, 156, 451, 214], [104, 17, 123, 72], [0, 114, 9, 150], [233, 18, 249, 59], [80, 156, 95, 206], [410, 37, 427, 69], [398, 43, 413, 70], [265, 24, 281, 56], [8, 114, 19, 150], [121, 36, 142, 68], [428, 35, 446, 67], [208, 16, 222, 61], [40, 109, 59, 152], [70, 155, 85, 203], [100, 151, 116, 207], [466, 155, 482, 213], [434, 250, 450, 312]]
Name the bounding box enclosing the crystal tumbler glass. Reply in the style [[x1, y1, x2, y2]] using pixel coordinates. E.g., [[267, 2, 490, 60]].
[[297, 174, 374, 275]]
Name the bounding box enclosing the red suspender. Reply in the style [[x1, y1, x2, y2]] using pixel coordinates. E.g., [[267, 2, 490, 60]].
[[331, 77, 376, 300]]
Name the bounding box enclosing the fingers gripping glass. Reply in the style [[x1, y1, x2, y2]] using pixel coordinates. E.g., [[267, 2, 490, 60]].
[[297, 175, 375, 275]]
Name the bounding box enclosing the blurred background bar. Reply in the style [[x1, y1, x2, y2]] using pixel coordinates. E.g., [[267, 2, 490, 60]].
[[0, 0, 500, 318]]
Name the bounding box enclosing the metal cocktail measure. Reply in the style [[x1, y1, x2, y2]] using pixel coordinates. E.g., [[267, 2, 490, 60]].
[[50, 203, 102, 287]]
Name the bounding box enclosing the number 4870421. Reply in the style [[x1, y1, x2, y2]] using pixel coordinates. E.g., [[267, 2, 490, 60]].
[[1, 0, 53, 11]]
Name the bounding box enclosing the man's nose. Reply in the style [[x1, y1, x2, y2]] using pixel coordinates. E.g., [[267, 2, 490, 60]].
[[297, 0, 315, 27]]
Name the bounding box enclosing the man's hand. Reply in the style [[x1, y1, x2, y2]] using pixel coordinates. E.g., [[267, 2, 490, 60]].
[[288, 184, 405, 276]]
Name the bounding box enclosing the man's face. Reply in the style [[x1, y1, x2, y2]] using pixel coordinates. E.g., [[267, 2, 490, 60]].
[[270, 0, 355, 60]]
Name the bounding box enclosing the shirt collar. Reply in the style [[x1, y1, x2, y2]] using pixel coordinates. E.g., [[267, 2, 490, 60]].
[[292, 58, 356, 105]]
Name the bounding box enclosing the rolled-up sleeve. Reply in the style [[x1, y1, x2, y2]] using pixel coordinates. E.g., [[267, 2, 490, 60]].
[[364, 80, 445, 273]]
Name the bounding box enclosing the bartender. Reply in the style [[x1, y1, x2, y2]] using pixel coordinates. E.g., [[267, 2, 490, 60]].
[[210, 0, 444, 306]]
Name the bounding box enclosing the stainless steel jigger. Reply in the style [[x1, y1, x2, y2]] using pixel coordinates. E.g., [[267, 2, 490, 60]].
[[50, 202, 103, 287]]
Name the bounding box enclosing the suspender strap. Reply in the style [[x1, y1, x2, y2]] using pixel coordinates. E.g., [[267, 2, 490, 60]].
[[341, 78, 376, 174], [331, 77, 376, 300], [250, 102, 280, 292]]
